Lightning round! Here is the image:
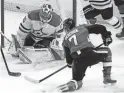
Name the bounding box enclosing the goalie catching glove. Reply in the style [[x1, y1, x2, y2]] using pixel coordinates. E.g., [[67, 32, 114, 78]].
[[102, 31, 112, 46]]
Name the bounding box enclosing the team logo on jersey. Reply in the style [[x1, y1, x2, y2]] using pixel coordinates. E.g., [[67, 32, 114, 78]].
[[33, 28, 47, 37]]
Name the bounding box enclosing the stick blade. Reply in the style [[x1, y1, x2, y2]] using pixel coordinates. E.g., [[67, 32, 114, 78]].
[[24, 76, 40, 84], [9, 72, 21, 77]]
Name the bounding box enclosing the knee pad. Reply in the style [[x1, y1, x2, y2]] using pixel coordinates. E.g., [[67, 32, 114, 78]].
[[105, 16, 123, 30], [102, 47, 112, 62], [96, 47, 112, 62]]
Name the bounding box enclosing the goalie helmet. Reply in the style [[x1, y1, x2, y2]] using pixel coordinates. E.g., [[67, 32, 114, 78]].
[[63, 18, 75, 32], [39, 4, 53, 22]]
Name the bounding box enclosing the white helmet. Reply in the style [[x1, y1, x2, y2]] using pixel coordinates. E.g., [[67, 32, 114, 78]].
[[39, 4, 53, 22]]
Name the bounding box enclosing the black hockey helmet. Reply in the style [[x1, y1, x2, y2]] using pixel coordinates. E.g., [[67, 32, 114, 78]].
[[63, 18, 75, 31]]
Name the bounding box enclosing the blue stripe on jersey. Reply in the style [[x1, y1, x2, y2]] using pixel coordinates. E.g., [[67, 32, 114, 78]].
[[19, 27, 29, 33], [113, 20, 119, 27], [20, 23, 31, 30], [83, 5, 94, 14], [89, 0, 110, 3], [113, 20, 121, 29], [89, 0, 111, 6], [19, 23, 31, 33], [115, 23, 121, 29]]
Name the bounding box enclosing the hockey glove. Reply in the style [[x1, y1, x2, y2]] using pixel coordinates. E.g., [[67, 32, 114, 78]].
[[102, 31, 112, 46]]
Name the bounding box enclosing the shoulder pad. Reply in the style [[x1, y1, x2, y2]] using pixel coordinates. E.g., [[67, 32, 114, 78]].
[[28, 9, 41, 21], [48, 12, 62, 27]]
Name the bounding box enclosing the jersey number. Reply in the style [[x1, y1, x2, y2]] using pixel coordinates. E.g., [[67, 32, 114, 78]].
[[69, 34, 78, 45], [69, 35, 91, 46]]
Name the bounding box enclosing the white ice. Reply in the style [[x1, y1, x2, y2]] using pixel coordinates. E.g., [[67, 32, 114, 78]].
[[0, 9, 124, 93]]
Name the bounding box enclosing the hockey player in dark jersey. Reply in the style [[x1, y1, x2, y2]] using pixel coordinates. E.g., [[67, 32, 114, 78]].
[[57, 18, 117, 92], [82, 0, 123, 36], [114, 0, 124, 38]]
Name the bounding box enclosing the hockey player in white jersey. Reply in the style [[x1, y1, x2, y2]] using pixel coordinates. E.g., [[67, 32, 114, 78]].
[[16, 4, 62, 48], [82, 0, 124, 35], [114, 0, 124, 38]]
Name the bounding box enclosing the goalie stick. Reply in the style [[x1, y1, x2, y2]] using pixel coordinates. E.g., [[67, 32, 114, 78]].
[[0, 31, 12, 43], [0, 45, 21, 77], [24, 43, 104, 83], [0, 31, 13, 51]]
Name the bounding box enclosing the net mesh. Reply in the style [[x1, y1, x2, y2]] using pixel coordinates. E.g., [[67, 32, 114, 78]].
[[4, 1, 41, 13], [4, 0, 73, 19]]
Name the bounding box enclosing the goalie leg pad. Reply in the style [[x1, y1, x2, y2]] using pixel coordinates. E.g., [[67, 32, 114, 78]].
[[19, 48, 54, 64], [50, 38, 65, 60], [8, 34, 21, 57]]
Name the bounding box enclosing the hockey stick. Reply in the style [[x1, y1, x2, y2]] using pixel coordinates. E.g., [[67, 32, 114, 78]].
[[95, 43, 104, 49], [24, 43, 104, 83], [24, 65, 68, 83], [0, 31, 13, 50], [0, 45, 21, 77], [0, 31, 12, 43]]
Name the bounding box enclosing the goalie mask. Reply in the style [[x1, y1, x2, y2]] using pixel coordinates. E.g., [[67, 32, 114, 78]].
[[63, 18, 75, 32], [39, 4, 53, 22]]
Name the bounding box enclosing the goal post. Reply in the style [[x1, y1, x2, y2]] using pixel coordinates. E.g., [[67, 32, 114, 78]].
[[1, 0, 4, 47], [73, 0, 87, 26]]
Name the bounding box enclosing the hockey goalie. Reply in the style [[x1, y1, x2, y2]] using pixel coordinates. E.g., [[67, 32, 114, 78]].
[[8, 4, 65, 64]]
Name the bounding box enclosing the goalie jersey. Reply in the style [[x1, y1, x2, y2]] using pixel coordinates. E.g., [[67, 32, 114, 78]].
[[17, 9, 62, 46]]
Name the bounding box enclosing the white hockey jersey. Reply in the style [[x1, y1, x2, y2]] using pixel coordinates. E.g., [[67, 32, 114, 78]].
[[89, 0, 113, 9], [17, 9, 62, 46], [81, 0, 113, 10]]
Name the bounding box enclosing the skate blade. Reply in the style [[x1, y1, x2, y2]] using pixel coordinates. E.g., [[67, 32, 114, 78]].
[[40, 88, 63, 93], [104, 83, 116, 88], [118, 37, 124, 40]]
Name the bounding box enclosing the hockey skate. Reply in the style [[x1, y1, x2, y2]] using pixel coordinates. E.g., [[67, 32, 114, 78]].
[[116, 28, 124, 38], [103, 66, 117, 86], [56, 80, 82, 92]]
